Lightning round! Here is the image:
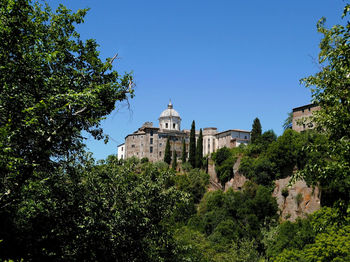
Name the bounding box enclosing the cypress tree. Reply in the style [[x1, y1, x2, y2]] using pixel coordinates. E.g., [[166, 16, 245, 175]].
[[196, 128, 203, 168], [164, 138, 171, 165], [181, 139, 186, 163], [172, 149, 177, 170], [188, 120, 196, 168], [251, 117, 262, 144]]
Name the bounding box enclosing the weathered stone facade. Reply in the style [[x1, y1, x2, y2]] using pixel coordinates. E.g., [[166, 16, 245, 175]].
[[118, 102, 251, 161], [292, 103, 320, 132], [124, 123, 189, 162]]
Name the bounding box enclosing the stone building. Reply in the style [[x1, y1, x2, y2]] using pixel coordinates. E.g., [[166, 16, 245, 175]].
[[292, 103, 320, 132], [117, 102, 250, 161]]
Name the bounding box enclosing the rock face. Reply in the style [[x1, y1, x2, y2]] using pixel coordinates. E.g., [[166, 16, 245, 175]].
[[207, 160, 222, 191], [273, 176, 321, 221], [224, 156, 248, 191], [225, 172, 248, 191], [208, 157, 321, 221]]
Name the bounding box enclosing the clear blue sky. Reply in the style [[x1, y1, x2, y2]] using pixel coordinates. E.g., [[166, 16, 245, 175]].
[[50, 0, 346, 160]]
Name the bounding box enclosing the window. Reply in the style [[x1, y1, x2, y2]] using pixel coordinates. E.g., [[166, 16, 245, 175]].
[[159, 143, 162, 147], [121, 147, 123, 151], [150, 138, 153, 144], [131, 144, 135, 148], [150, 130, 153, 136], [166, 123, 168, 128], [245, 136, 247, 139], [150, 146, 153, 153], [159, 151, 162, 156], [173, 123, 176, 129]]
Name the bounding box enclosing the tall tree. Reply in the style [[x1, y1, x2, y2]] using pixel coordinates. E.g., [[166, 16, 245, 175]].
[[196, 129, 203, 168], [164, 138, 171, 165], [0, 0, 133, 210], [181, 139, 187, 163], [251, 118, 262, 144], [172, 149, 177, 170], [188, 120, 196, 168], [297, 5, 350, 206]]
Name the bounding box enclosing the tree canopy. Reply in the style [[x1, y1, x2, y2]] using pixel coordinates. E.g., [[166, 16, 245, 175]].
[[297, 3, 350, 207], [251, 118, 262, 144], [189, 121, 196, 168], [0, 0, 134, 208]]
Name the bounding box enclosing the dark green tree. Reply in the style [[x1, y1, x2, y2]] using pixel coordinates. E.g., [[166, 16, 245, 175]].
[[0, 154, 190, 261], [188, 120, 196, 168], [181, 139, 187, 163], [164, 138, 171, 165], [251, 117, 262, 144], [0, 0, 133, 220], [195, 129, 203, 168], [172, 149, 177, 170]]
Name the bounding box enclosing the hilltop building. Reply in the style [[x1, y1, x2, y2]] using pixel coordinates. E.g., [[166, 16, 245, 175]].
[[292, 103, 320, 132], [117, 102, 250, 161]]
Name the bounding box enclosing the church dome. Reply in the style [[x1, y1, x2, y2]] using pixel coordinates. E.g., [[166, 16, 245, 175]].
[[159, 101, 181, 131], [159, 101, 180, 118]]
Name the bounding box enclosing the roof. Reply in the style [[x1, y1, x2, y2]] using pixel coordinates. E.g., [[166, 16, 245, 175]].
[[292, 103, 319, 112], [159, 101, 181, 118], [216, 129, 251, 136]]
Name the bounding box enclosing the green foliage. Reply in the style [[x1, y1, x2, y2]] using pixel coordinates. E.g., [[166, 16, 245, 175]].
[[172, 149, 177, 170], [189, 121, 196, 168], [295, 193, 303, 207], [181, 161, 192, 172], [0, 0, 133, 209], [164, 138, 171, 165], [265, 206, 350, 262], [174, 169, 209, 204], [239, 129, 310, 186], [192, 183, 278, 253], [212, 147, 237, 186], [141, 157, 149, 163], [196, 129, 203, 168], [181, 139, 186, 163], [265, 218, 316, 259], [281, 188, 289, 198], [0, 156, 191, 261], [267, 129, 303, 179], [297, 3, 350, 206], [251, 117, 262, 144]]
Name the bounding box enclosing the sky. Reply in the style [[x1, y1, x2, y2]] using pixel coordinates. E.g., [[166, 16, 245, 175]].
[[49, 0, 347, 160]]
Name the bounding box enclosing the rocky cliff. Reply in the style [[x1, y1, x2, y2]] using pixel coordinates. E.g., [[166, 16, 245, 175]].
[[208, 160, 321, 221]]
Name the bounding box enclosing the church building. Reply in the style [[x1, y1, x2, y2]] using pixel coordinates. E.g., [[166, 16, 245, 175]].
[[117, 101, 251, 161]]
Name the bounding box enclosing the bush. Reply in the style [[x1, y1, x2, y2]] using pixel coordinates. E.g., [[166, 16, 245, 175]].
[[175, 169, 209, 204], [281, 188, 289, 198], [141, 157, 149, 163], [212, 147, 237, 186]]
